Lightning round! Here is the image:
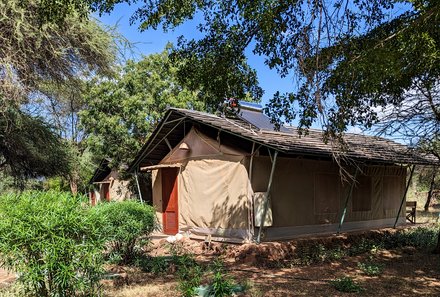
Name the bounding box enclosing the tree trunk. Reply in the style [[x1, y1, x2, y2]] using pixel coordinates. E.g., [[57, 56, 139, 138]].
[[425, 166, 437, 211], [69, 170, 79, 195]]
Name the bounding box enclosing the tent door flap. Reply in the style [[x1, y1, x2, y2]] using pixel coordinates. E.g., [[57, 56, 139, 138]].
[[162, 167, 179, 234]]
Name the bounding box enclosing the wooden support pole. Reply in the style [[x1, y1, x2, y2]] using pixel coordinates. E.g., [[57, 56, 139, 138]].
[[247, 142, 256, 241], [337, 167, 359, 234], [134, 170, 143, 203], [249, 142, 256, 183], [256, 150, 278, 243], [394, 165, 416, 228]]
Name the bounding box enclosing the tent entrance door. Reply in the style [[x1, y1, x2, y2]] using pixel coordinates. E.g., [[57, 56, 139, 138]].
[[161, 168, 179, 235]]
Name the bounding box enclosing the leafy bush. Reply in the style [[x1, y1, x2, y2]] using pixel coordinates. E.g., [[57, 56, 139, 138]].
[[206, 260, 236, 297], [293, 243, 346, 265], [177, 260, 203, 297], [94, 200, 156, 264], [290, 226, 439, 267], [191, 259, 244, 297], [0, 191, 106, 297], [137, 242, 200, 277], [358, 261, 384, 276], [330, 277, 363, 293], [384, 226, 438, 250]]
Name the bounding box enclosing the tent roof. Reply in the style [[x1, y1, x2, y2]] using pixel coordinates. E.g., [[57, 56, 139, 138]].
[[89, 158, 111, 184], [128, 108, 438, 172]]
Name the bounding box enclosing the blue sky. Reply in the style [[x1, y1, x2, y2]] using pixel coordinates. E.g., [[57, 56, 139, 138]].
[[97, 3, 293, 107]]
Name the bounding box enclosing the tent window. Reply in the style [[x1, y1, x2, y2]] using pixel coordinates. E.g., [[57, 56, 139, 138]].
[[383, 176, 402, 210], [314, 173, 340, 214], [352, 175, 372, 212]]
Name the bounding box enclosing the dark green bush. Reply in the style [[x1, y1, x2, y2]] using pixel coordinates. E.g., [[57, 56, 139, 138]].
[[383, 226, 438, 250], [358, 261, 384, 276], [0, 191, 106, 297], [94, 200, 156, 264], [330, 276, 363, 293], [177, 259, 203, 297]]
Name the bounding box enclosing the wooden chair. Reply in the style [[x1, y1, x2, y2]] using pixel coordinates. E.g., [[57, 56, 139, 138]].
[[406, 201, 417, 224]]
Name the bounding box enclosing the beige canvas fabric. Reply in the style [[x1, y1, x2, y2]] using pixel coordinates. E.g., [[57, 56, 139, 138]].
[[93, 170, 131, 203], [151, 127, 252, 240], [251, 156, 406, 231], [161, 128, 246, 164], [178, 159, 251, 234], [151, 128, 407, 242]]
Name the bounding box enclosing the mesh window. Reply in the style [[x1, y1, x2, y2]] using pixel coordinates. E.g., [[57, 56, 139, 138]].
[[383, 176, 402, 210], [314, 174, 340, 214], [352, 175, 372, 212]]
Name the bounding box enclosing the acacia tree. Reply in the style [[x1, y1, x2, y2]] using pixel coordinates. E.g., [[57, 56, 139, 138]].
[[35, 80, 97, 194], [0, 0, 117, 181]]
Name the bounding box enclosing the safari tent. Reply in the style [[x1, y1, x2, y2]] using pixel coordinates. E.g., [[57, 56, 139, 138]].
[[89, 159, 132, 205], [128, 106, 436, 242]]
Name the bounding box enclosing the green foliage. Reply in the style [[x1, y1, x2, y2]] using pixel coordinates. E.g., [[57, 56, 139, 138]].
[[0, 0, 117, 182], [177, 257, 241, 297], [80, 47, 204, 166], [177, 258, 203, 297], [169, 42, 263, 108], [0, 0, 116, 103], [94, 0, 440, 150], [20, 0, 91, 25], [293, 243, 346, 265], [43, 176, 71, 192], [136, 255, 172, 275], [290, 226, 439, 266], [415, 166, 439, 192], [0, 110, 71, 181], [358, 261, 384, 276], [93, 1, 264, 106], [136, 242, 200, 277], [206, 260, 236, 297], [330, 277, 363, 293], [0, 191, 106, 297], [383, 226, 439, 250], [348, 238, 383, 256], [94, 200, 156, 264]]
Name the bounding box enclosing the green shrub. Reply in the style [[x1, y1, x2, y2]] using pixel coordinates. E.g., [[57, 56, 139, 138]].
[[293, 243, 346, 265], [177, 262, 203, 297], [94, 200, 156, 264], [349, 238, 383, 256], [202, 259, 243, 297], [330, 276, 363, 293], [0, 191, 106, 297], [384, 226, 438, 250], [208, 271, 235, 297], [358, 261, 384, 276]]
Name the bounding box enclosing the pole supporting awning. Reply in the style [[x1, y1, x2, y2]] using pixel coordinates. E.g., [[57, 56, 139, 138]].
[[256, 150, 278, 243], [394, 165, 416, 228], [140, 164, 181, 171], [134, 170, 143, 203], [337, 167, 359, 234], [92, 181, 111, 184]]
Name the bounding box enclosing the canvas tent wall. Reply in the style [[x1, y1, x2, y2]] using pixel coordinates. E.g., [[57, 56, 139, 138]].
[[130, 108, 437, 243], [89, 160, 132, 204], [250, 156, 406, 240], [147, 127, 406, 242], [148, 128, 254, 241]]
